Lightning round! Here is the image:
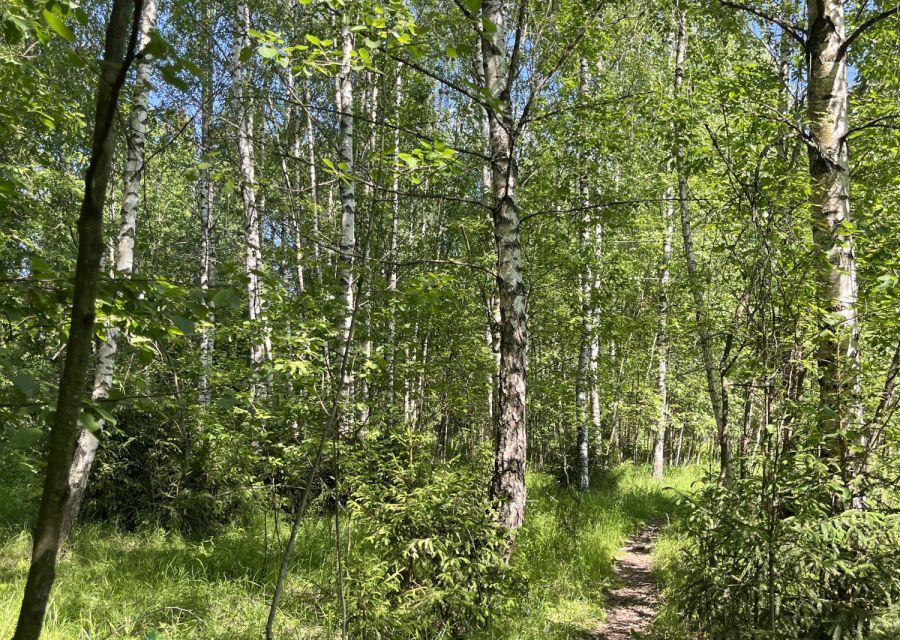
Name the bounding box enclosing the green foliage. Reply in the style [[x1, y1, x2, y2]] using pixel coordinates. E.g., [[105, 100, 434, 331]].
[[666, 469, 900, 640], [344, 429, 516, 639]]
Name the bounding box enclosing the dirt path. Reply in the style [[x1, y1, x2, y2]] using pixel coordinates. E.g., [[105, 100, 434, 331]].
[[593, 521, 663, 639]]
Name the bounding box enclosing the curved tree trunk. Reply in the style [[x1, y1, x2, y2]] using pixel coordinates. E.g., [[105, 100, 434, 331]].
[[13, 3, 141, 638], [60, 0, 158, 545]]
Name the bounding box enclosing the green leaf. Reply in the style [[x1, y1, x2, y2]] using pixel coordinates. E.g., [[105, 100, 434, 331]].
[[173, 316, 195, 336], [160, 65, 189, 91], [79, 411, 101, 434], [42, 9, 74, 43], [11, 428, 44, 449], [258, 46, 278, 59], [463, 0, 482, 13], [13, 374, 39, 399]]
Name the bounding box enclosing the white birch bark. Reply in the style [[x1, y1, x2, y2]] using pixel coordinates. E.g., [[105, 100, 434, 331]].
[[303, 80, 321, 286], [230, 0, 272, 398], [335, 20, 356, 433], [198, 0, 215, 407], [652, 188, 673, 478], [481, 0, 527, 531], [387, 66, 402, 394], [60, 0, 159, 543], [806, 0, 863, 508], [575, 60, 591, 491]]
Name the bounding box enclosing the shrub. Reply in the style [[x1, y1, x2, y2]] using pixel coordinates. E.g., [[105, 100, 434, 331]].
[[670, 457, 900, 640], [343, 429, 519, 639]]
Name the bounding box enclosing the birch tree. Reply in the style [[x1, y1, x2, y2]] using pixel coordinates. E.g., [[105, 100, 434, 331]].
[[60, 0, 159, 543], [198, 0, 215, 407], [478, 0, 528, 531], [13, 3, 142, 637], [673, 4, 732, 482], [652, 188, 673, 479], [336, 17, 356, 432], [230, 0, 272, 397]]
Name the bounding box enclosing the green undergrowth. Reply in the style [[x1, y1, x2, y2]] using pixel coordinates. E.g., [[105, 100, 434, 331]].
[[0, 463, 700, 639], [476, 463, 701, 640]]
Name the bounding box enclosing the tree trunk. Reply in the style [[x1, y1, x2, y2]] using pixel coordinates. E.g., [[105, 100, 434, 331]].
[[336, 20, 356, 434], [387, 66, 402, 396], [653, 187, 673, 479], [672, 7, 731, 482], [481, 0, 527, 531], [231, 0, 272, 398], [806, 0, 863, 509], [60, 0, 158, 545], [12, 3, 141, 638], [575, 58, 591, 491], [198, 0, 215, 407]]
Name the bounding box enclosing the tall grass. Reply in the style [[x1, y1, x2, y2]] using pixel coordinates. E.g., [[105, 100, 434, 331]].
[[0, 464, 700, 639], [477, 463, 701, 640]]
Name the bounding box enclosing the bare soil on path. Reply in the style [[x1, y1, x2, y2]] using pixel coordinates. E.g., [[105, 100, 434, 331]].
[[593, 521, 663, 639]]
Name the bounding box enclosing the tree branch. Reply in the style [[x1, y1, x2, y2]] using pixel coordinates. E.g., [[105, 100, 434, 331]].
[[720, 1, 807, 48], [839, 5, 900, 59]]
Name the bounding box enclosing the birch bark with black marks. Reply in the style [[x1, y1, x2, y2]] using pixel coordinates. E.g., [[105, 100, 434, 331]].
[[303, 79, 322, 286], [806, 0, 864, 509], [672, 5, 731, 482], [13, 3, 142, 637], [60, 0, 158, 545], [336, 20, 356, 435], [358, 72, 379, 428], [652, 187, 673, 479], [231, 0, 272, 398], [575, 58, 592, 492], [480, 0, 527, 531], [387, 66, 402, 395]]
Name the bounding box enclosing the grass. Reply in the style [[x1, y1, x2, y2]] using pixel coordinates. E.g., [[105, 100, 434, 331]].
[[0, 463, 701, 639], [477, 463, 701, 640]]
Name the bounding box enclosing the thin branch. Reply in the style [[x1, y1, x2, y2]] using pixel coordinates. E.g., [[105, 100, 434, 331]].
[[843, 113, 900, 141], [839, 5, 900, 59], [720, 0, 807, 48]]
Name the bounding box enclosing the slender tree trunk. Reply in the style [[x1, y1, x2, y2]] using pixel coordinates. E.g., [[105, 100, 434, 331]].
[[387, 66, 402, 397], [806, 0, 864, 510], [480, 0, 527, 531], [739, 382, 755, 478], [590, 216, 603, 456], [12, 4, 141, 638], [231, 0, 271, 397], [198, 0, 215, 407], [672, 6, 731, 482], [302, 80, 321, 287], [357, 73, 379, 428], [336, 20, 356, 434], [282, 23, 305, 294], [575, 58, 591, 491], [59, 0, 158, 545], [653, 188, 673, 478]]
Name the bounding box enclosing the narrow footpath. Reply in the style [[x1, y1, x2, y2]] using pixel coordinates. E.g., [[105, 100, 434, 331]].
[[593, 521, 663, 639]]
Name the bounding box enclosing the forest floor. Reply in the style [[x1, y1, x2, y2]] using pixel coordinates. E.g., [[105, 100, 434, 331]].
[[592, 521, 663, 639], [0, 464, 702, 639]]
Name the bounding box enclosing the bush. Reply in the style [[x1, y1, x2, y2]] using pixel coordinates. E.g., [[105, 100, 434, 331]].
[[343, 429, 519, 639], [670, 457, 900, 640]]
